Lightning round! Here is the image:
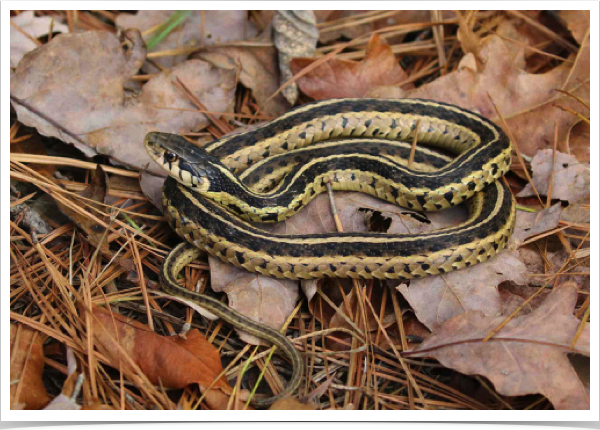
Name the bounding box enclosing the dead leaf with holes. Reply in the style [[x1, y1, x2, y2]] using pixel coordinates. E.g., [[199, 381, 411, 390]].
[[11, 30, 236, 175], [517, 149, 590, 204], [10, 10, 69, 68], [291, 33, 409, 99], [10, 324, 51, 410], [91, 306, 248, 410], [367, 20, 590, 157], [116, 10, 258, 73], [408, 282, 590, 410]]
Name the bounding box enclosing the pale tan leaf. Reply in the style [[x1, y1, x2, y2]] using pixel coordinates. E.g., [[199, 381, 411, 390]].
[[11, 10, 69, 68], [410, 283, 590, 410], [11, 30, 236, 174], [116, 10, 258, 72]]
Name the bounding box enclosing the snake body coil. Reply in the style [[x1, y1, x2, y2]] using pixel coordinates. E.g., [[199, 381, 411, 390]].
[[146, 98, 516, 406]]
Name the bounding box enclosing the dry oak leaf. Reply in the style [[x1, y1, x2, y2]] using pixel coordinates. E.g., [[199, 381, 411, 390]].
[[90, 306, 245, 410], [409, 282, 590, 410], [517, 149, 590, 204], [11, 30, 236, 175], [291, 33, 409, 99], [10, 10, 69, 68], [397, 200, 565, 331], [396, 250, 528, 332], [10, 324, 51, 410], [116, 10, 258, 73], [367, 21, 589, 157]]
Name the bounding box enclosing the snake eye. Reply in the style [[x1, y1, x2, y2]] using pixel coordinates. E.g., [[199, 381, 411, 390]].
[[165, 152, 178, 163]]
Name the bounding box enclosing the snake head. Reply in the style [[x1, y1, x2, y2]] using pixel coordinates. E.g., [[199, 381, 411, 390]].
[[144, 132, 232, 193]]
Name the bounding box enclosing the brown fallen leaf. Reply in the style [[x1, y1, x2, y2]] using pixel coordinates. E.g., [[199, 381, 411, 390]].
[[517, 149, 590, 204], [408, 282, 590, 410], [519, 244, 589, 292], [511, 203, 562, 244], [10, 324, 51, 410], [367, 20, 589, 157], [566, 121, 590, 165], [116, 10, 258, 72], [396, 250, 528, 332], [208, 256, 299, 346], [11, 30, 236, 175], [396, 200, 568, 331], [10, 10, 69, 67], [90, 306, 245, 410], [291, 33, 409, 99], [497, 282, 551, 317], [559, 10, 590, 44], [194, 33, 291, 117]]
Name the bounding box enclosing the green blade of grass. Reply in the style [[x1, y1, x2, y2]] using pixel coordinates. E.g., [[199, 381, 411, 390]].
[[146, 11, 191, 50]]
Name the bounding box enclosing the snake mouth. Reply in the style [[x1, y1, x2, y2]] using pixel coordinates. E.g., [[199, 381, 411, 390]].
[[144, 133, 166, 162]]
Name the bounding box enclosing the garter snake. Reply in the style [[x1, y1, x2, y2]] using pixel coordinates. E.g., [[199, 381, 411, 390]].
[[145, 98, 516, 406]]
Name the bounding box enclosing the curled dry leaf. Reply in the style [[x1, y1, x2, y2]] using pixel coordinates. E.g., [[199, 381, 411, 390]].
[[517, 149, 590, 204], [367, 20, 590, 157], [10, 10, 69, 68], [291, 33, 409, 100], [11, 30, 236, 175], [90, 306, 245, 410], [10, 324, 51, 410], [409, 282, 590, 410], [116, 10, 258, 72], [273, 10, 319, 105]]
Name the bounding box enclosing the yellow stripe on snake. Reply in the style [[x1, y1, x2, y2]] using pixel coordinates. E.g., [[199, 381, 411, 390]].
[[145, 98, 516, 406]]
